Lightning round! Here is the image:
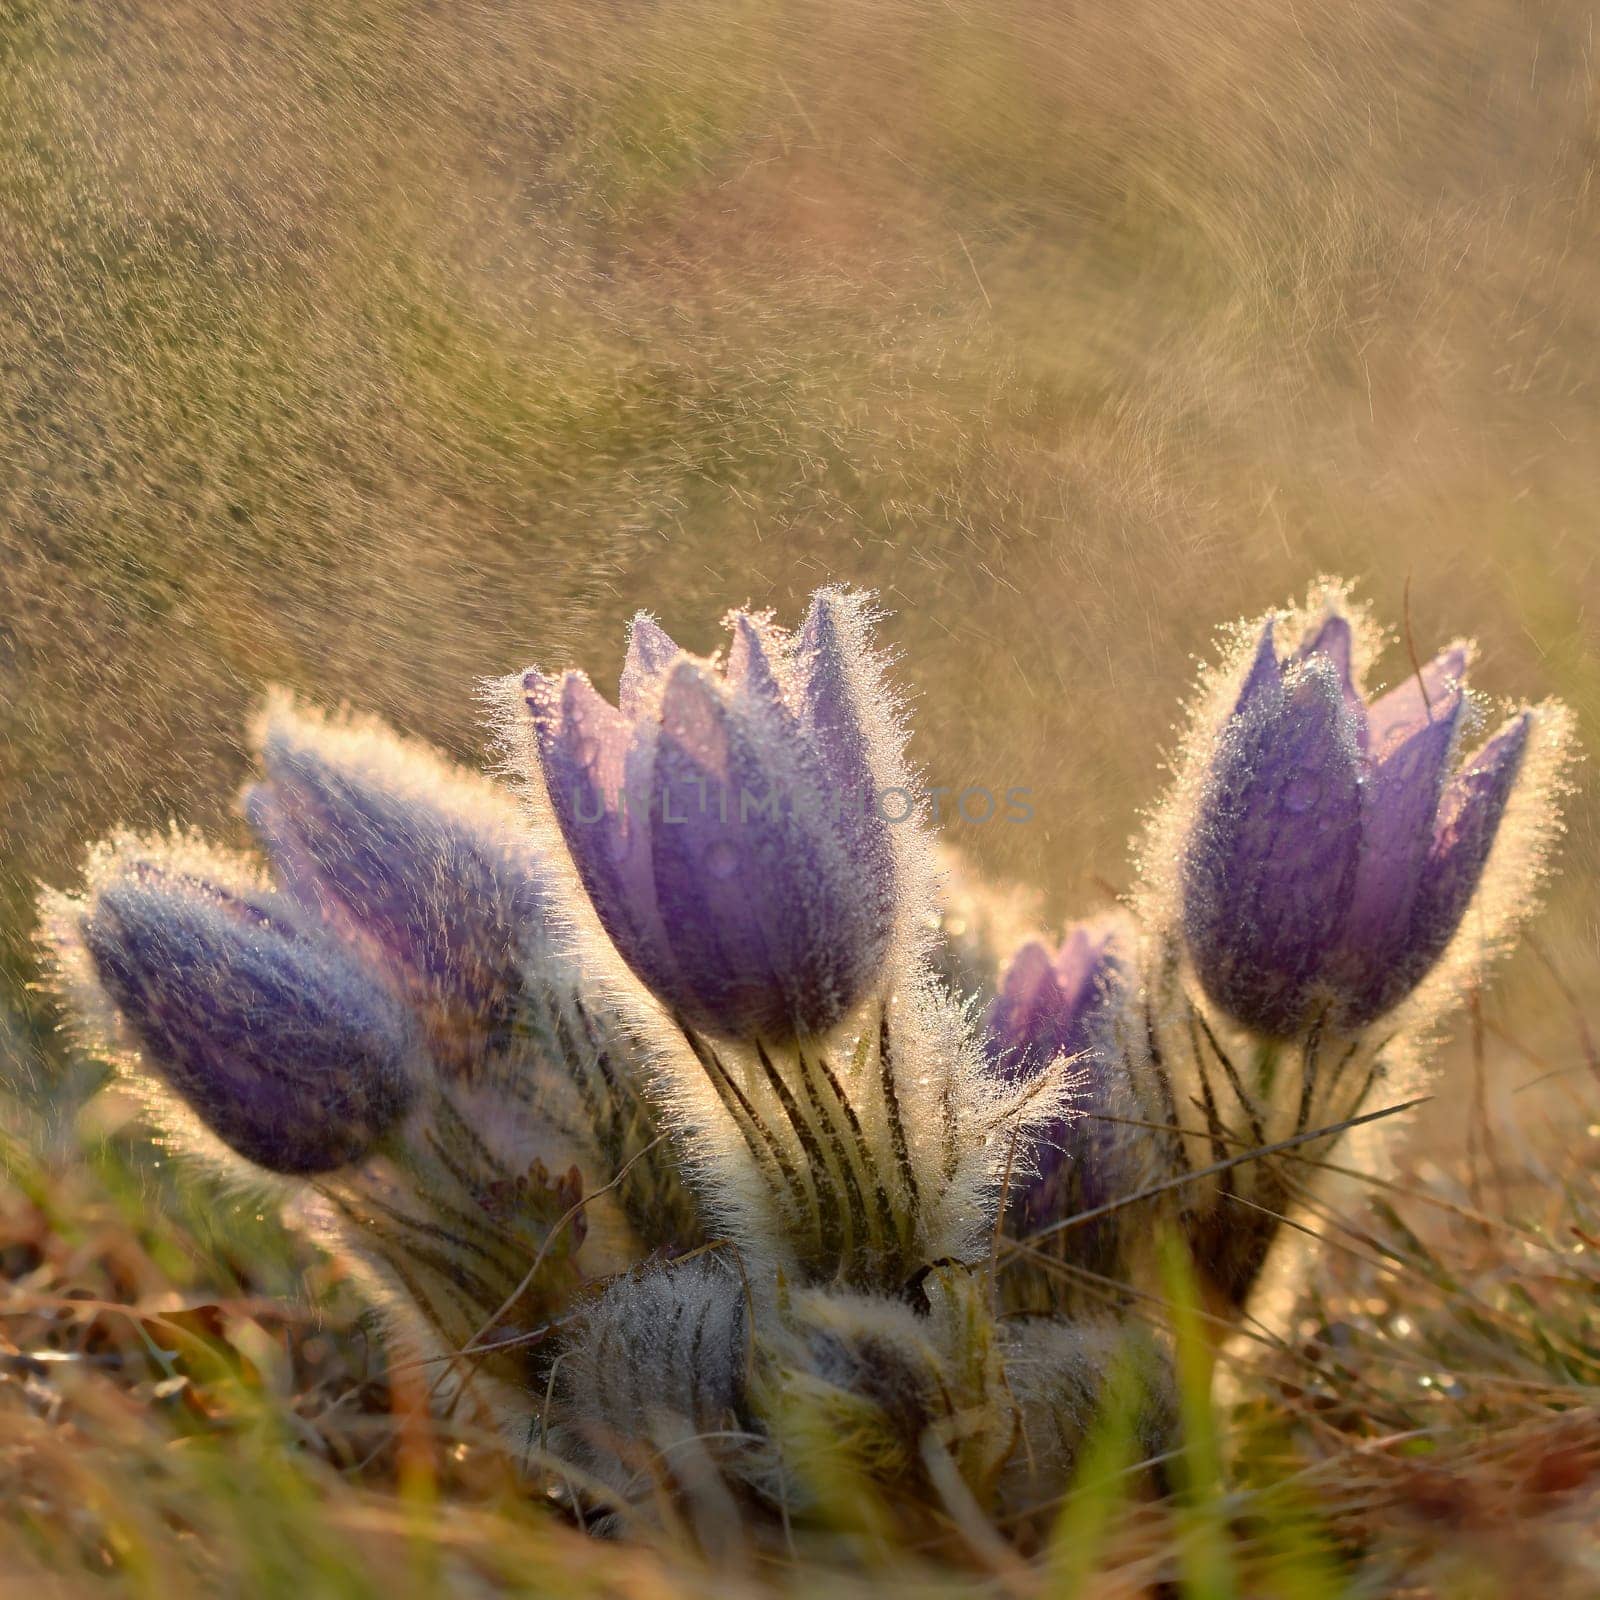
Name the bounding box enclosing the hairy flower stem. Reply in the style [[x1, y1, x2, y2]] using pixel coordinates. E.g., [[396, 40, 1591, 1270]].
[[676, 997, 954, 1288], [998, 927, 1408, 1329]]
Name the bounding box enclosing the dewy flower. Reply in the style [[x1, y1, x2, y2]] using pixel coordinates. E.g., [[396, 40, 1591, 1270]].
[[244, 694, 551, 1074], [521, 590, 897, 1042], [1181, 604, 1538, 1036], [990, 917, 1130, 1237], [67, 845, 415, 1175]]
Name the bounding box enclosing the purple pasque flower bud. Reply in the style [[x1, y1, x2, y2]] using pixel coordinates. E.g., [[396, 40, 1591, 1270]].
[[522, 590, 897, 1042], [244, 695, 550, 1075], [71, 845, 415, 1175], [989, 917, 1131, 1242], [1182, 600, 1536, 1035]]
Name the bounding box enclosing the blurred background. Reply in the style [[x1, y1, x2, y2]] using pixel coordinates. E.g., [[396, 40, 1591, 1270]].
[[3, 0, 1597, 1129]]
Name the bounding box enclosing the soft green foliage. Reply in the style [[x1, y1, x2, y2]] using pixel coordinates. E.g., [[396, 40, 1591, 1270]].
[[1160, 1234, 1239, 1600], [1041, 1346, 1156, 1597]]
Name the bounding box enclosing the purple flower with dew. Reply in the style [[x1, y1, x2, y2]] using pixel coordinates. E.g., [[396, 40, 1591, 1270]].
[[1182, 604, 1534, 1036], [990, 917, 1130, 1241], [522, 589, 896, 1042], [78, 856, 415, 1175], [245, 697, 551, 1074]]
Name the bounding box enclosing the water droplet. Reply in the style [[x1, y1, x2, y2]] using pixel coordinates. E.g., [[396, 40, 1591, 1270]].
[[705, 840, 739, 879], [1283, 773, 1322, 813], [575, 737, 599, 768]]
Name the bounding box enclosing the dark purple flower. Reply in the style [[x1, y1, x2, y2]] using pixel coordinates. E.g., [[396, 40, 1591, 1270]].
[[990, 918, 1130, 1247], [80, 858, 415, 1175], [522, 591, 896, 1041], [244, 698, 551, 1074], [1182, 606, 1532, 1035]]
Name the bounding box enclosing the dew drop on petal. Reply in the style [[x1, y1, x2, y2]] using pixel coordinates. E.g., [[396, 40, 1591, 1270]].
[[705, 840, 739, 879], [1283, 773, 1323, 813]]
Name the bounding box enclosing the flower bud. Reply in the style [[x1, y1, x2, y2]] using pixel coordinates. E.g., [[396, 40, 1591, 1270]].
[[245, 694, 550, 1074], [521, 591, 900, 1041], [1181, 599, 1552, 1035], [557, 1255, 748, 1481], [989, 917, 1133, 1252], [70, 844, 415, 1174]]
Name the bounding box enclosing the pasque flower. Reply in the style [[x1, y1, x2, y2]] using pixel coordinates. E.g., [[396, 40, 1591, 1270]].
[[26, 572, 1577, 1535], [1182, 605, 1535, 1036], [244, 694, 550, 1074], [521, 589, 898, 1042], [991, 919, 1126, 1076], [990, 917, 1131, 1240], [72, 847, 415, 1174]]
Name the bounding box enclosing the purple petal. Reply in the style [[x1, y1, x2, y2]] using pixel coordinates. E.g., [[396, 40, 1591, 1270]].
[[648, 662, 809, 1036], [619, 613, 680, 717], [796, 589, 895, 930], [1327, 694, 1464, 1022], [1366, 645, 1470, 761], [522, 592, 902, 1042], [797, 591, 872, 783], [117, 858, 289, 936], [990, 920, 1132, 1266], [1232, 618, 1283, 716], [247, 716, 552, 1074], [1296, 614, 1353, 680], [1295, 614, 1365, 743], [1352, 712, 1531, 1023], [527, 669, 679, 1004], [985, 928, 1126, 1260], [725, 611, 789, 708], [83, 873, 414, 1175], [1182, 657, 1363, 1035], [243, 785, 325, 911], [1055, 921, 1118, 1000], [990, 922, 1123, 1079], [988, 942, 1057, 1066], [649, 660, 880, 1038]]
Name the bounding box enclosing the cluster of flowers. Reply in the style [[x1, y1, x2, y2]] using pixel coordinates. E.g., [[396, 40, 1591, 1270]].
[[37, 581, 1571, 1541]]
